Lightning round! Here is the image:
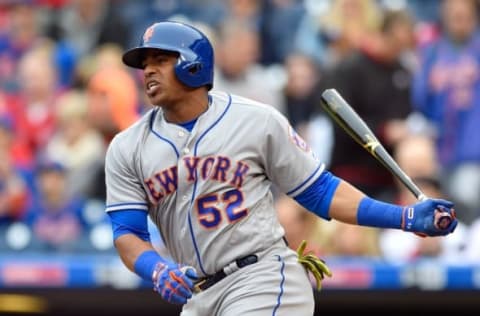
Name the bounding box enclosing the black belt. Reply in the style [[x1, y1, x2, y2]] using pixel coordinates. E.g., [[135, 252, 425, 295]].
[[194, 254, 258, 292]]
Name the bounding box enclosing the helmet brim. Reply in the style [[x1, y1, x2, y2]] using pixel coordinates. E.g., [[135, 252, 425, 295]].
[[122, 47, 148, 69], [123, 45, 185, 70]]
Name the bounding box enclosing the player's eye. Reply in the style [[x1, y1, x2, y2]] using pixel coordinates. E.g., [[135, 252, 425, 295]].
[[156, 56, 170, 63]]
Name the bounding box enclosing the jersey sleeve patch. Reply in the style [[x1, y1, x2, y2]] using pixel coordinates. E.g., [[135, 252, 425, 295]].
[[288, 125, 311, 153]]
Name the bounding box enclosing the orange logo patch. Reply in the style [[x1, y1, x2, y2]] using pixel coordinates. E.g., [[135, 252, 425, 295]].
[[143, 25, 155, 43]]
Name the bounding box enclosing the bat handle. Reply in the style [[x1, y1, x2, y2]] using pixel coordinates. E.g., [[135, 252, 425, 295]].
[[417, 194, 428, 202]]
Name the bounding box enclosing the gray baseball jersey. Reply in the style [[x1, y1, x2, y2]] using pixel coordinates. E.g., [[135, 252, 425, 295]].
[[105, 90, 325, 277]]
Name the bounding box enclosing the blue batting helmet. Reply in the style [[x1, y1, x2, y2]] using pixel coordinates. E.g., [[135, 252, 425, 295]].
[[122, 21, 214, 90]]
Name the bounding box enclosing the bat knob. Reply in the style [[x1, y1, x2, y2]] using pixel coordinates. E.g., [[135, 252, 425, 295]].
[[434, 212, 453, 230]]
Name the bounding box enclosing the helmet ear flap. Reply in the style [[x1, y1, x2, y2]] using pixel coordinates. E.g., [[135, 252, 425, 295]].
[[182, 61, 203, 74], [175, 61, 206, 87]]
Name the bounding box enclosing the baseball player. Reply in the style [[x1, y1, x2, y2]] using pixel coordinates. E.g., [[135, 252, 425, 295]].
[[106, 21, 458, 315]]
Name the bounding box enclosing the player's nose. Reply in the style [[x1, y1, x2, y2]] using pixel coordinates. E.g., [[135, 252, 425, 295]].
[[144, 64, 156, 79]]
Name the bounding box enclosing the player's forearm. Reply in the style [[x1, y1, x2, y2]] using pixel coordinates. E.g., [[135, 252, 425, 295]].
[[114, 233, 157, 272], [294, 172, 403, 228], [327, 180, 365, 224], [329, 179, 404, 229]]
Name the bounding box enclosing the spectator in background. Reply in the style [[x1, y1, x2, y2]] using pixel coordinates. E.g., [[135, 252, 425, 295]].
[[44, 90, 105, 198], [325, 9, 416, 201], [294, 0, 382, 67], [114, 0, 180, 51], [281, 52, 334, 167], [0, 94, 33, 169], [283, 53, 321, 129], [25, 160, 91, 252], [45, 0, 130, 62], [393, 135, 440, 196], [223, 0, 263, 28], [10, 44, 62, 157], [0, 1, 76, 91], [74, 43, 126, 89], [0, 116, 30, 225], [259, 0, 305, 65], [86, 66, 139, 201], [406, 0, 441, 25], [0, 2, 42, 92], [412, 0, 480, 224], [214, 20, 285, 113], [116, 0, 225, 50], [174, 0, 225, 29], [86, 66, 139, 144], [406, 0, 442, 48]]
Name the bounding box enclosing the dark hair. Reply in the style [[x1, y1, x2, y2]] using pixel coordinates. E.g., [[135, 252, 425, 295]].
[[381, 9, 413, 34]]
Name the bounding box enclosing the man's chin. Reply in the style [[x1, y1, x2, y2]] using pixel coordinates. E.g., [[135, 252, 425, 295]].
[[147, 95, 163, 106]]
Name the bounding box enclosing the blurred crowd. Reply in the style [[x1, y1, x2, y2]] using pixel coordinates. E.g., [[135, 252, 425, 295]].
[[0, 0, 479, 264]]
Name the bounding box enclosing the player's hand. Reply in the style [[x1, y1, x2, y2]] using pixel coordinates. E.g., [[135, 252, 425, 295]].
[[401, 198, 458, 237], [152, 260, 198, 305]]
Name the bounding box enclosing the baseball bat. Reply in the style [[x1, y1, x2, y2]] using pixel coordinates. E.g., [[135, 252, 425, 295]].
[[320, 88, 452, 230]]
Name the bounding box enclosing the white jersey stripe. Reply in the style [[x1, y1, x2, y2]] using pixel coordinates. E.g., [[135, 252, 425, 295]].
[[286, 163, 325, 197], [106, 202, 149, 212]]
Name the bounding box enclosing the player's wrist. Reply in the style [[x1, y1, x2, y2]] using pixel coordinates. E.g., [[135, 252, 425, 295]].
[[357, 196, 402, 229], [400, 206, 414, 231], [134, 250, 166, 282]]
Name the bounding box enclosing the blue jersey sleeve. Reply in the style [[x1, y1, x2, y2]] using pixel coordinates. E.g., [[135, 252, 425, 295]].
[[108, 209, 151, 242], [293, 171, 341, 220]]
